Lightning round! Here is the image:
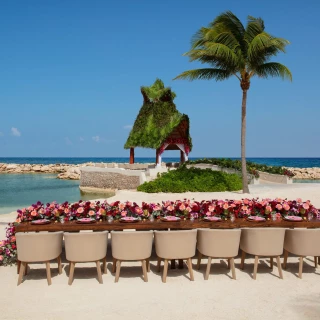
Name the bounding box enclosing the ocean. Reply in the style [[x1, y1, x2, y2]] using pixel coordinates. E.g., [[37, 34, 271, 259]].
[[0, 157, 320, 215]]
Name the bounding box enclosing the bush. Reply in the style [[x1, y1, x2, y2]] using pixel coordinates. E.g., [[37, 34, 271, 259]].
[[186, 158, 295, 178], [137, 166, 242, 193]]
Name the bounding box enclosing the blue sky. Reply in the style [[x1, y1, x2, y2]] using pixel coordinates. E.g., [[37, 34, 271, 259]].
[[0, 0, 319, 158]]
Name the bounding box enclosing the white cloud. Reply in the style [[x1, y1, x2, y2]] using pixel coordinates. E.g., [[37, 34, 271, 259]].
[[123, 125, 133, 130], [92, 136, 100, 142], [11, 127, 21, 137], [65, 137, 72, 145], [79, 137, 85, 142], [0, 132, 4, 137]]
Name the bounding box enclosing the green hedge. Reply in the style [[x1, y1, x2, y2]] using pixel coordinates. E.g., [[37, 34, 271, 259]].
[[137, 166, 242, 193], [186, 158, 294, 178]]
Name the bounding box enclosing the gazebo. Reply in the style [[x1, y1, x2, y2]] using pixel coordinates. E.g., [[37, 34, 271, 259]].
[[124, 79, 192, 165]]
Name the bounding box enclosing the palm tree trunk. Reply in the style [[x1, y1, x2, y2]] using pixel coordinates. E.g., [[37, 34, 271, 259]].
[[241, 89, 249, 193]]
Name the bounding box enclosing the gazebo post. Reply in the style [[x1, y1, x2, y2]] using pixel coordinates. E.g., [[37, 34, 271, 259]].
[[180, 150, 185, 163], [156, 148, 160, 165], [130, 148, 135, 164]]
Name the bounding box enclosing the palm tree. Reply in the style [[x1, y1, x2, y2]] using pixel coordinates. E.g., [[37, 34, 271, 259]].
[[174, 11, 292, 193]]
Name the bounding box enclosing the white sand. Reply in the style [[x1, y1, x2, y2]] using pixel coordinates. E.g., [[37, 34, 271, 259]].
[[1, 183, 320, 320]]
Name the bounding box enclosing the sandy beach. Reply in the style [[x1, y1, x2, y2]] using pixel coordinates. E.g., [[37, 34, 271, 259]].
[[1, 183, 320, 319]]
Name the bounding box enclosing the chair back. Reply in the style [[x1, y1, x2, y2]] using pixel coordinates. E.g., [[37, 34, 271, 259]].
[[16, 231, 63, 262], [284, 229, 320, 256], [64, 231, 108, 262], [111, 231, 153, 260], [155, 230, 197, 259], [197, 229, 241, 258], [240, 228, 286, 256]]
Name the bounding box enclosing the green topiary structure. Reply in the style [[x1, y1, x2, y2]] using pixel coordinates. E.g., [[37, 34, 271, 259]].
[[124, 79, 192, 164]]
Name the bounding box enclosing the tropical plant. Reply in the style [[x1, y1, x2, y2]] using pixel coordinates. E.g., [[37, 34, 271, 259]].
[[174, 11, 292, 193]]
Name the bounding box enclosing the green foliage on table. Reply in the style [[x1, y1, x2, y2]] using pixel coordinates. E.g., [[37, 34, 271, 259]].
[[137, 166, 242, 193]]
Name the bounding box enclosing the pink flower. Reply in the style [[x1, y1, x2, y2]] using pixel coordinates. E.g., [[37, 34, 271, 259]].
[[283, 204, 290, 211], [0, 255, 3, 261], [167, 205, 174, 212], [243, 199, 249, 205], [303, 203, 310, 210], [64, 208, 70, 214], [205, 212, 211, 216], [89, 210, 95, 216], [90, 203, 95, 209], [135, 207, 143, 214], [209, 205, 215, 212], [31, 210, 37, 216], [265, 206, 272, 213], [10, 236, 16, 242], [296, 198, 302, 203], [179, 204, 186, 211], [0, 241, 3, 246], [121, 211, 127, 217], [276, 204, 283, 210], [126, 201, 132, 206], [154, 205, 161, 211], [16, 218, 21, 223], [28, 206, 34, 211], [276, 213, 281, 218], [119, 203, 125, 210], [223, 203, 229, 210], [186, 207, 192, 212], [99, 208, 106, 215], [242, 206, 248, 211], [77, 207, 84, 214]]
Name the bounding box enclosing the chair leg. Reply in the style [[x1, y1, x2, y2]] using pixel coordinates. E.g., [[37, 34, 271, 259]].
[[68, 262, 75, 285], [102, 257, 107, 274], [197, 251, 202, 270], [57, 255, 62, 274], [178, 259, 184, 269], [142, 260, 148, 282], [171, 259, 176, 269], [112, 258, 116, 273], [96, 261, 103, 284], [253, 256, 259, 280], [227, 258, 230, 269], [187, 258, 194, 281], [276, 256, 283, 279], [45, 262, 52, 286], [24, 263, 28, 275], [205, 257, 212, 280], [283, 249, 288, 269], [146, 258, 150, 272], [240, 250, 246, 270], [17, 262, 26, 286], [115, 260, 121, 283], [299, 257, 303, 279], [230, 258, 236, 280], [157, 257, 161, 272], [162, 259, 168, 283], [314, 257, 318, 268], [17, 260, 21, 274], [270, 257, 273, 270]]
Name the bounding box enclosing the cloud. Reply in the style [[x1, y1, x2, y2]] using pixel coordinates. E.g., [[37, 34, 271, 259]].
[[123, 125, 133, 130], [79, 137, 85, 142], [0, 132, 3, 137], [65, 137, 72, 145], [92, 136, 100, 142], [11, 127, 21, 137]]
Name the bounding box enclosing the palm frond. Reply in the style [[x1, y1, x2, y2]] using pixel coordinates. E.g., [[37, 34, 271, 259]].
[[245, 16, 265, 44], [254, 62, 292, 81], [174, 68, 233, 81]]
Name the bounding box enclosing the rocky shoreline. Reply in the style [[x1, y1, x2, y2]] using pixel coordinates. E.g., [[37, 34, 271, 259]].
[[284, 167, 320, 180], [0, 162, 157, 180]]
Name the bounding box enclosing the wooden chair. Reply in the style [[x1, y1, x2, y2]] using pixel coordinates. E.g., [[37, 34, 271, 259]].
[[197, 229, 241, 280], [154, 230, 197, 283], [16, 231, 63, 286], [240, 228, 286, 280], [111, 231, 153, 282], [64, 231, 108, 285]]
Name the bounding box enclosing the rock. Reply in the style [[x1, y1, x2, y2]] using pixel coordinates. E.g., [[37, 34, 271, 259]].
[[33, 165, 42, 171], [6, 164, 18, 170]]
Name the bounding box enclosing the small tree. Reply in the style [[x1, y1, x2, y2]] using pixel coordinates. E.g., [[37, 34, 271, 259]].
[[174, 11, 292, 193]]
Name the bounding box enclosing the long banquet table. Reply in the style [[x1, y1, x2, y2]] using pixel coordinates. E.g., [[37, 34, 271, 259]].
[[15, 218, 320, 232]]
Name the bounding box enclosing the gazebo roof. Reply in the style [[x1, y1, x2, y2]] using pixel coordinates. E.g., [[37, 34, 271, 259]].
[[124, 79, 192, 151]]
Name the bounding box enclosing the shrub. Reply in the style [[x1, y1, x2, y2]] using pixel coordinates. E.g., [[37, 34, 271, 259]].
[[137, 166, 242, 193], [186, 158, 295, 178]]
